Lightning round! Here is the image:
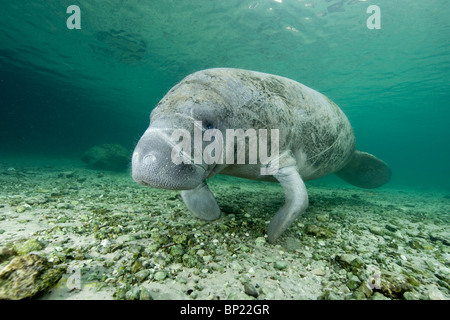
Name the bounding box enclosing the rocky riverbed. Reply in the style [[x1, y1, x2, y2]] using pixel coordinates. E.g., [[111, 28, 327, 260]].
[[0, 157, 449, 300]]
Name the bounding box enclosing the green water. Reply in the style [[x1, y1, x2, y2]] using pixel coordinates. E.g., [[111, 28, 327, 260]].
[[0, 0, 449, 190]]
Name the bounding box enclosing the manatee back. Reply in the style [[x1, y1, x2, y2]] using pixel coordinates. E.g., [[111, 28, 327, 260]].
[[152, 68, 355, 179], [197, 68, 355, 179]]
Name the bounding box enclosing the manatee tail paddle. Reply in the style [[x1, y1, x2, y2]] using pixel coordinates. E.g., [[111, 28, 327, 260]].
[[335, 150, 391, 189]]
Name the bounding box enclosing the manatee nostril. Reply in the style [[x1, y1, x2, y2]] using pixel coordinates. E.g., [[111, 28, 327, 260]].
[[143, 154, 156, 165]]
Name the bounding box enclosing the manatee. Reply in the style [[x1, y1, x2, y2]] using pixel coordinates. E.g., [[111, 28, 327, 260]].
[[132, 68, 391, 243]]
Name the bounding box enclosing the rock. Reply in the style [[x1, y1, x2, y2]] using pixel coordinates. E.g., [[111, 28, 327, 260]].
[[403, 291, 420, 300], [58, 171, 75, 179], [385, 224, 398, 232], [202, 255, 213, 263], [170, 245, 184, 258], [194, 284, 204, 291], [254, 237, 266, 246], [435, 273, 450, 288], [139, 287, 153, 300], [182, 253, 198, 268], [0, 247, 15, 263], [81, 144, 130, 171], [153, 271, 167, 281], [370, 292, 390, 300], [350, 291, 366, 300], [429, 233, 450, 246], [15, 204, 31, 213], [36, 188, 52, 194], [243, 282, 259, 298], [378, 271, 412, 299], [231, 261, 245, 273], [0, 254, 65, 300], [347, 274, 361, 290], [283, 237, 301, 252], [311, 267, 326, 276], [337, 254, 361, 267], [427, 285, 445, 300], [113, 285, 130, 299], [5, 167, 16, 175], [100, 239, 111, 248], [358, 282, 373, 298], [56, 203, 70, 209], [336, 254, 365, 275], [368, 226, 384, 236], [320, 290, 341, 300], [13, 238, 45, 255], [337, 254, 357, 267], [227, 292, 253, 300], [316, 213, 330, 222], [304, 224, 334, 238], [135, 270, 150, 282], [408, 239, 428, 250], [274, 261, 288, 270], [125, 286, 140, 300], [350, 257, 364, 272], [131, 260, 143, 274], [176, 276, 188, 284]]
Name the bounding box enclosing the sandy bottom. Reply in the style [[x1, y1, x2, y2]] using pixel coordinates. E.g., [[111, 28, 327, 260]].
[[0, 156, 449, 300]]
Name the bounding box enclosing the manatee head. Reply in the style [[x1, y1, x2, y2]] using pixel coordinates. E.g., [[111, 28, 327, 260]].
[[132, 103, 227, 190], [132, 116, 201, 190], [132, 70, 238, 190]]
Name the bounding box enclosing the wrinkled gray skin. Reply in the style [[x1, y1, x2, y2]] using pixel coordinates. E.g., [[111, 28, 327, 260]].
[[132, 68, 391, 243]]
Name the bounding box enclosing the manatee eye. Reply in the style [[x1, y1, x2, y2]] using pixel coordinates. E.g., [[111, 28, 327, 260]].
[[202, 122, 216, 141], [203, 122, 215, 131]]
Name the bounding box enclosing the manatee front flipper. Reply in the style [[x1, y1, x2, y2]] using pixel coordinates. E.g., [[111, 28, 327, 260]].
[[267, 154, 309, 243], [181, 182, 221, 221], [335, 150, 391, 189]]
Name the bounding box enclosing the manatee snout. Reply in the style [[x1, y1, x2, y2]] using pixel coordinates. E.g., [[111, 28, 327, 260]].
[[132, 127, 206, 190]]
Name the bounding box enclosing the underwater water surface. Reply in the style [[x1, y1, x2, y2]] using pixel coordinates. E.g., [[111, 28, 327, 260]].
[[0, 0, 449, 302]]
